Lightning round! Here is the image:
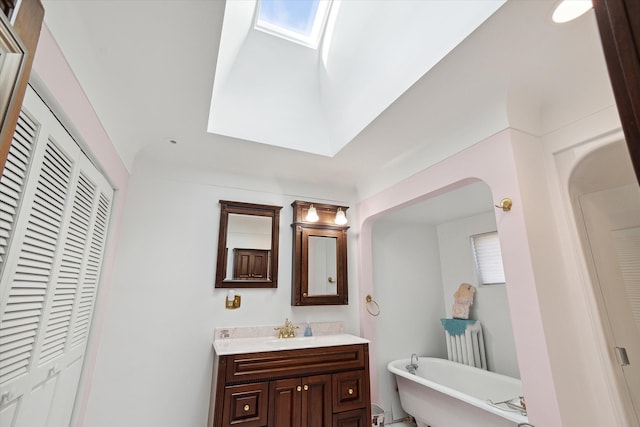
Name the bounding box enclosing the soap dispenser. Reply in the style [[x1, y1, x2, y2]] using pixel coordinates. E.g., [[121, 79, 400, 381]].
[[304, 321, 313, 337]]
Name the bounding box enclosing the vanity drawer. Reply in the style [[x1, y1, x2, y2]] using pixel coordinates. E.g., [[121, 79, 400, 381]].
[[332, 408, 368, 427], [222, 382, 268, 427], [333, 370, 367, 412], [224, 344, 366, 383]]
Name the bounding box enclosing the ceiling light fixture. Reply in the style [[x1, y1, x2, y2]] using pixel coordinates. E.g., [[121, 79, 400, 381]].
[[306, 205, 319, 222], [334, 208, 347, 225], [552, 0, 593, 23]]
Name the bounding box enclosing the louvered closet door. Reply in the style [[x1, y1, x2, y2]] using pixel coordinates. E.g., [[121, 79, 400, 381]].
[[0, 112, 38, 277], [0, 86, 114, 427]]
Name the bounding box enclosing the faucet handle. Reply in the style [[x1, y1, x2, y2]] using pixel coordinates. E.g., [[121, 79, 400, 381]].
[[274, 326, 285, 338]]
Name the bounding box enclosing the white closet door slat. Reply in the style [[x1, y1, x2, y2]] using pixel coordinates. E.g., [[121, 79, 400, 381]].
[[72, 191, 111, 348], [1, 87, 115, 426], [40, 171, 97, 364], [0, 139, 72, 384], [0, 112, 38, 268]]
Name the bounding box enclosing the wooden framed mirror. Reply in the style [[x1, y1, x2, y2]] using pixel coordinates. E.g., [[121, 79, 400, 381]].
[[215, 200, 282, 288], [1, 0, 44, 173], [291, 200, 349, 305]]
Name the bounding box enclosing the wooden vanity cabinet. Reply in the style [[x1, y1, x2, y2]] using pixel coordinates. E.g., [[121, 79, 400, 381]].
[[210, 343, 371, 427]]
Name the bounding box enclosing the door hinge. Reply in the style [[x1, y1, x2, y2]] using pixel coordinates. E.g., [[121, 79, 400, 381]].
[[615, 346, 630, 366]]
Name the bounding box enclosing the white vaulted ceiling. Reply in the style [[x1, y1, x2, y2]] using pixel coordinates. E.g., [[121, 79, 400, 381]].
[[39, 0, 615, 198]]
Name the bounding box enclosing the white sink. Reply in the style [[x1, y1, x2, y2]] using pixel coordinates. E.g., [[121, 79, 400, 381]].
[[264, 336, 318, 348]]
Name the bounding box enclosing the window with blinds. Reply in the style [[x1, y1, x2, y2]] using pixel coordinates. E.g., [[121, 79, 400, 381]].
[[471, 231, 506, 285]]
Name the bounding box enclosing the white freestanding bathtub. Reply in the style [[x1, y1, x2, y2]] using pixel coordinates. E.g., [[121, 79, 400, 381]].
[[388, 357, 529, 427]]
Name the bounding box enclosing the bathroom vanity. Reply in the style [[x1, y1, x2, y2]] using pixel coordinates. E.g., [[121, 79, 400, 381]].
[[208, 328, 371, 427]]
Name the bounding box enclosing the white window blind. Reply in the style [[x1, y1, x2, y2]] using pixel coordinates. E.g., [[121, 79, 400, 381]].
[[471, 231, 506, 285]]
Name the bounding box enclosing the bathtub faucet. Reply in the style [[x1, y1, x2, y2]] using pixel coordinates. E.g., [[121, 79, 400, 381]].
[[406, 353, 419, 374]]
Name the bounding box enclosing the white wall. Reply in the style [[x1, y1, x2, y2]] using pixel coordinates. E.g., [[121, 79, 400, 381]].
[[371, 221, 446, 421], [437, 211, 520, 377], [82, 156, 360, 427]]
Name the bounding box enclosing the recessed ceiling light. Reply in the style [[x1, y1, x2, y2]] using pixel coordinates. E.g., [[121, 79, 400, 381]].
[[552, 0, 593, 23]]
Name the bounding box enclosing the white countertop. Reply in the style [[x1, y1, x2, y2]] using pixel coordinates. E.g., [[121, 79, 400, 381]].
[[214, 333, 369, 356]]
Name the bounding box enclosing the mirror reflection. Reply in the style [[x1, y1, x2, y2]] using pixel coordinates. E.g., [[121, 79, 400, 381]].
[[215, 200, 282, 288], [308, 236, 338, 295], [225, 214, 272, 280]]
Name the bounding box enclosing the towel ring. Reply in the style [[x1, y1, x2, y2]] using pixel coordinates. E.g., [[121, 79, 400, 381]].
[[365, 294, 380, 316]]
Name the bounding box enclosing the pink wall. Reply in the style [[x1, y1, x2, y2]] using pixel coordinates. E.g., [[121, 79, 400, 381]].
[[356, 129, 563, 426], [31, 25, 130, 427]]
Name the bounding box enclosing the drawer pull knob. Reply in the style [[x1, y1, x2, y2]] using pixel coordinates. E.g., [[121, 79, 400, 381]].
[[243, 404, 250, 412], [303, 384, 309, 391], [348, 388, 354, 395], [297, 386, 302, 392]]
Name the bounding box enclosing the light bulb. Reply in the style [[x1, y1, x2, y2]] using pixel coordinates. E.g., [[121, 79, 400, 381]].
[[552, 0, 592, 23], [306, 205, 319, 222], [334, 208, 347, 225], [227, 290, 235, 302]]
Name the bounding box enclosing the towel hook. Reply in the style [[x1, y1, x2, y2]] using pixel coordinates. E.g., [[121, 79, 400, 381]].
[[365, 294, 380, 316]]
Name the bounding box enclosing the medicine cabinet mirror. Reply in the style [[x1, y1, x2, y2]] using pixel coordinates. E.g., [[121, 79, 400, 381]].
[[215, 200, 282, 288], [291, 200, 349, 305], [0, 11, 26, 160]]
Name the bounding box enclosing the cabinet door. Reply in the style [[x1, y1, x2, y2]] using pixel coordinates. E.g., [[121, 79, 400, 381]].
[[250, 251, 268, 278], [222, 382, 268, 427], [233, 249, 269, 279], [332, 408, 368, 427], [301, 374, 332, 427], [269, 378, 301, 427]]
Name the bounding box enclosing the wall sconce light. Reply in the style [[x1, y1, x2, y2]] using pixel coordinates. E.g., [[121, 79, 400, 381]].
[[306, 204, 319, 222], [225, 290, 241, 309], [334, 208, 348, 225]]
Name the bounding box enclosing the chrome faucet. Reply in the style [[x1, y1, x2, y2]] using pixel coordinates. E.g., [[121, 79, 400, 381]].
[[406, 353, 419, 374], [274, 318, 299, 339]]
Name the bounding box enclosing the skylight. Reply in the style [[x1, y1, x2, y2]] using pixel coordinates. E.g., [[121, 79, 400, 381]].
[[255, 0, 332, 49]]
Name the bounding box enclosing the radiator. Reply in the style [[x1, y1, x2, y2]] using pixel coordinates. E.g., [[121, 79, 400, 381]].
[[444, 321, 487, 369]]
